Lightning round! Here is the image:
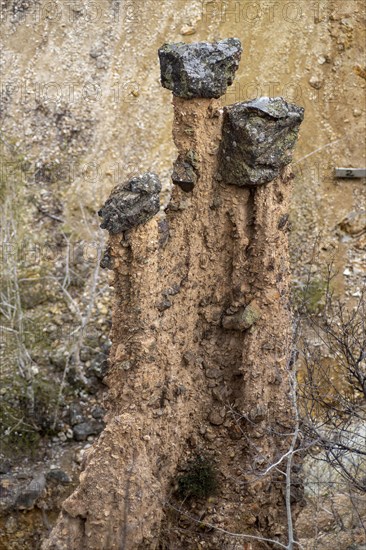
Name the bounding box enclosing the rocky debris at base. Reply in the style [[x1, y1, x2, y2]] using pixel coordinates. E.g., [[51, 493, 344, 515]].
[[91, 406, 105, 420], [219, 97, 304, 187], [72, 420, 105, 442], [338, 209, 366, 237], [46, 469, 72, 485], [49, 348, 68, 370], [158, 38, 242, 99], [0, 460, 12, 475], [15, 474, 46, 510], [98, 172, 162, 234], [68, 403, 86, 427], [0, 443, 93, 511], [0, 475, 18, 512]]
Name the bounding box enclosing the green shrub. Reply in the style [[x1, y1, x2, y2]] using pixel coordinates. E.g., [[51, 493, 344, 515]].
[[176, 455, 218, 500], [293, 278, 328, 313], [0, 374, 59, 457]]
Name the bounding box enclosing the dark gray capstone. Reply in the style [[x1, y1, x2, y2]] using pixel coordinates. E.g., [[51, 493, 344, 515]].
[[98, 173, 161, 234], [158, 38, 242, 99], [219, 97, 304, 187]]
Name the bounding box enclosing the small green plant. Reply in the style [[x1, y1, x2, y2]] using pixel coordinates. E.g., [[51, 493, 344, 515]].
[[0, 374, 59, 457], [176, 455, 218, 500], [293, 278, 328, 313]]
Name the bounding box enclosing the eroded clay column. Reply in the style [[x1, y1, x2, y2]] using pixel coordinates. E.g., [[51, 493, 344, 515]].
[[219, 97, 304, 542], [42, 39, 243, 550], [43, 39, 304, 550]]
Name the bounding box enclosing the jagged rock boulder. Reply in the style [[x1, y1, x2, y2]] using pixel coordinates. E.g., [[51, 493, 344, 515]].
[[158, 38, 242, 99], [72, 420, 104, 441], [219, 97, 304, 186], [98, 172, 161, 234], [15, 474, 46, 510]]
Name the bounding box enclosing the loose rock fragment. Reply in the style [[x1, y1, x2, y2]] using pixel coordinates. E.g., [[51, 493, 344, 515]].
[[219, 97, 304, 187], [15, 474, 46, 510], [208, 409, 225, 426], [205, 368, 223, 380], [98, 172, 161, 234], [156, 296, 172, 312], [100, 246, 113, 269], [46, 469, 72, 485], [248, 404, 267, 423], [180, 24, 196, 36], [172, 153, 198, 192], [277, 213, 289, 230], [69, 403, 85, 426], [0, 459, 11, 475], [158, 218, 170, 247], [172, 150, 199, 191], [72, 421, 104, 441], [338, 209, 366, 236], [222, 301, 262, 331], [158, 38, 242, 99], [91, 406, 105, 420], [309, 75, 323, 89]]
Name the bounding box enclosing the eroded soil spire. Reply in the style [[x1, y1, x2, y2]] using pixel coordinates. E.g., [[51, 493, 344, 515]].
[[43, 38, 304, 550]]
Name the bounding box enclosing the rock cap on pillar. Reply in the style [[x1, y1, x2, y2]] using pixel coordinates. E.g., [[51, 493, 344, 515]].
[[158, 38, 242, 99], [219, 97, 305, 187], [98, 172, 161, 234]]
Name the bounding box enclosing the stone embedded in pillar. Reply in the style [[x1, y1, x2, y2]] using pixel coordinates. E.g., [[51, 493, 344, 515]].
[[172, 155, 197, 192], [158, 38, 242, 99], [222, 301, 262, 331], [219, 97, 304, 187], [171, 150, 199, 192], [98, 172, 161, 234]]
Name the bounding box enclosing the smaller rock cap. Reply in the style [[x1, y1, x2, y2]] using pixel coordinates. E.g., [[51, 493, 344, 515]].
[[158, 38, 242, 99], [98, 172, 161, 234]]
